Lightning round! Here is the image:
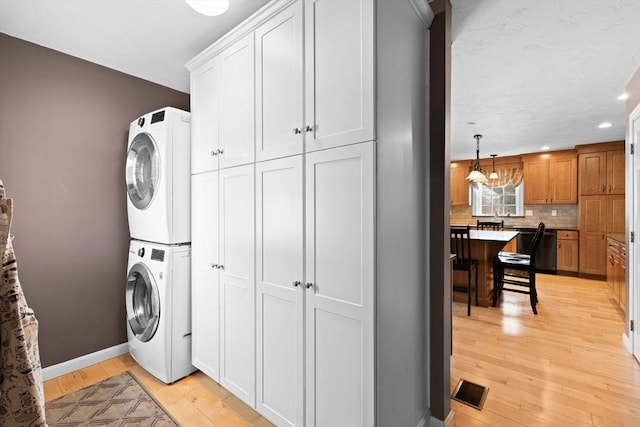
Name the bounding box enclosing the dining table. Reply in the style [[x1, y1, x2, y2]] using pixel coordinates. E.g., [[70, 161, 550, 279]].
[[451, 229, 519, 308]]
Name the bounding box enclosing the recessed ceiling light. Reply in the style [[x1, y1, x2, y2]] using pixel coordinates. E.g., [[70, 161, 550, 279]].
[[598, 122, 613, 129], [617, 93, 628, 100], [541, 146, 550, 151]]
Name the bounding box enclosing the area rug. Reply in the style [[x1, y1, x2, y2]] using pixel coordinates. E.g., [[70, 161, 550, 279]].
[[45, 371, 178, 426]]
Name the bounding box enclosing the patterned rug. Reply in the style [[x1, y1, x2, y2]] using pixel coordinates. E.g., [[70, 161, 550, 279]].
[[45, 371, 178, 426]]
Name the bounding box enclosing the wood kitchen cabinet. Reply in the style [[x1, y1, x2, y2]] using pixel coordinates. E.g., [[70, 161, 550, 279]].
[[578, 142, 625, 195], [579, 195, 607, 276], [522, 151, 577, 204], [606, 237, 627, 313], [450, 162, 469, 206], [557, 230, 579, 273]]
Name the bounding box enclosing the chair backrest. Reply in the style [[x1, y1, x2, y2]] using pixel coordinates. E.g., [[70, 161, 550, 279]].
[[527, 222, 546, 266], [450, 226, 472, 267], [477, 220, 504, 231]]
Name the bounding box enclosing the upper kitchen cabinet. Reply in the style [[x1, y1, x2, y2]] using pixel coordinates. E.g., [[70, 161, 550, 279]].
[[450, 161, 469, 206], [577, 141, 625, 195], [190, 56, 220, 174], [522, 151, 577, 204]]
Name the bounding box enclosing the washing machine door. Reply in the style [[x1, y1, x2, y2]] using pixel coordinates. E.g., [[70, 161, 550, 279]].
[[126, 262, 160, 342], [126, 133, 160, 210]]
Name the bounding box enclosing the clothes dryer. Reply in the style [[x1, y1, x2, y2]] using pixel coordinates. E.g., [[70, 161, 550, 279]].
[[126, 107, 191, 244], [126, 239, 196, 383]]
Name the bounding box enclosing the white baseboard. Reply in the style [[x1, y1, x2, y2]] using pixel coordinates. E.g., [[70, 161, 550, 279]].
[[623, 332, 632, 354], [42, 343, 129, 381], [428, 415, 443, 427]]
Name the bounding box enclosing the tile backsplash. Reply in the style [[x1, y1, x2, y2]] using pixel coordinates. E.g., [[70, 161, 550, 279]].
[[450, 204, 578, 229]]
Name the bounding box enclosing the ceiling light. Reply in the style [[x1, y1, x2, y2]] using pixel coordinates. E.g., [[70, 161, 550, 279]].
[[617, 93, 628, 100], [598, 122, 613, 129], [541, 146, 550, 151], [489, 154, 499, 180], [186, 0, 229, 16], [466, 135, 488, 184]]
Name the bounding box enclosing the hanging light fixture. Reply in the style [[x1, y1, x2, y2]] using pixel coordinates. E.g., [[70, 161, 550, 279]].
[[489, 154, 499, 180], [185, 0, 229, 16], [466, 134, 489, 183]]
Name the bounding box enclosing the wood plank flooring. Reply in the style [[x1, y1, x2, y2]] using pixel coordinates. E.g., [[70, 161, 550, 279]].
[[451, 273, 640, 426], [44, 273, 639, 426]]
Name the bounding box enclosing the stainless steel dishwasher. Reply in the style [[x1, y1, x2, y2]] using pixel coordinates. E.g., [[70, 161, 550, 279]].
[[515, 227, 557, 273]]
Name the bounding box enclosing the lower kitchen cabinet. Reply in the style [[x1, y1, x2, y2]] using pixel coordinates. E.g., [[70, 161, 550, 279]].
[[606, 237, 627, 313], [579, 195, 607, 276], [557, 230, 579, 273]]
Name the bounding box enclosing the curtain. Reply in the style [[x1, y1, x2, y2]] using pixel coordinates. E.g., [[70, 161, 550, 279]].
[[493, 166, 524, 187], [0, 179, 47, 426]]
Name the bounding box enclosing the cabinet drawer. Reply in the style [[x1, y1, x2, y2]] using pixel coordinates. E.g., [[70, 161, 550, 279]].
[[558, 230, 578, 239]]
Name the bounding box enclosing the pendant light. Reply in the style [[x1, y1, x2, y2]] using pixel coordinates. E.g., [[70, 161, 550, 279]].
[[466, 134, 488, 183], [489, 154, 499, 180], [186, 0, 229, 16]]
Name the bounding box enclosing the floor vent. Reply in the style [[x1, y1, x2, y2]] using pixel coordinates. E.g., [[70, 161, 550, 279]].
[[451, 379, 489, 410]]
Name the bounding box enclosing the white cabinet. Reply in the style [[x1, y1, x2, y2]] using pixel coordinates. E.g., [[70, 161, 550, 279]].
[[219, 35, 255, 169], [255, 2, 304, 161], [255, 156, 304, 426], [304, 142, 374, 426], [255, 143, 374, 427], [219, 165, 255, 405], [304, 0, 374, 152], [191, 172, 220, 379], [254, 0, 374, 162], [190, 57, 220, 174]]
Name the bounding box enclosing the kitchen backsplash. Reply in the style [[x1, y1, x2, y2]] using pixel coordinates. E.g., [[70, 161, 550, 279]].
[[450, 204, 578, 229]]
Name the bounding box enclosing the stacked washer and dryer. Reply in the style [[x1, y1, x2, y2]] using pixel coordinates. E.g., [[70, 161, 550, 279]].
[[124, 107, 196, 384]]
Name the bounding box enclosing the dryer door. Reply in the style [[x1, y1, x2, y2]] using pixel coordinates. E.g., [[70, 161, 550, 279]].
[[126, 262, 161, 342], [126, 133, 160, 210]]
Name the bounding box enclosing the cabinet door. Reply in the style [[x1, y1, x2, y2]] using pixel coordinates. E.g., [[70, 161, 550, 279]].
[[549, 157, 577, 203], [256, 157, 304, 427], [219, 165, 255, 406], [579, 195, 606, 275], [450, 164, 469, 206], [557, 239, 578, 272], [523, 159, 549, 204], [579, 152, 606, 195], [305, 142, 374, 427], [191, 172, 220, 380], [304, 0, 374, 152], [191, 57, 220, 174], [619, 257, 627, 312], [219, 34, 255, 169], [607, 194, 625, 234], [607, 150, 625, 194], [255, 2, 303, 162]]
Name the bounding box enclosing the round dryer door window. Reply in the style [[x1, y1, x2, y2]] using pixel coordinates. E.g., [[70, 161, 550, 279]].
[[126, 133, 160, 210], [126, 262, 160, 342]]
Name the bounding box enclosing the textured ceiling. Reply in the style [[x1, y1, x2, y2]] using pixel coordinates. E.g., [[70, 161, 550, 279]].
[[451, 0, 640, 160], [0, 0, 270, 93], [1, 0, 639, 160]]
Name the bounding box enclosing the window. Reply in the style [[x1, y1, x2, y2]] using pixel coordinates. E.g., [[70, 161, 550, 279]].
[[471, 181, 524, 217]]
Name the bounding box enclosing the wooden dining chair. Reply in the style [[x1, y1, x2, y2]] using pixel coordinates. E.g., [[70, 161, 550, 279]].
[[477, 220, 504, 230], [450, 226, 479, 316], [492, 222, 546, 314]]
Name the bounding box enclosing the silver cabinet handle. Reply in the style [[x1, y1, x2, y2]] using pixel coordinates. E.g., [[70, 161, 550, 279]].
[[211, 263, 218, 269], [218, 264, 224, 270], [293, 280, 301, 287], [305, 125, 313, 132], [305, 282, 313, 289], [216, 149, 224, 155], [210, 150, 216, 156], [293, 128, 302, 134]]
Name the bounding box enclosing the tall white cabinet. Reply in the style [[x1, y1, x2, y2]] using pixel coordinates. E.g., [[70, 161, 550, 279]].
[[188, 0, 433, 426]]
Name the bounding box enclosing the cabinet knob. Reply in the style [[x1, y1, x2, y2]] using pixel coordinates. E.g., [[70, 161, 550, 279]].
[[305, 125, 313, 133], [293, 128, 302, 134], [608, 184, 612, 193], [602, 184, 606, 193], [305, 282, 313, 289], [293, 280, 301, 287]]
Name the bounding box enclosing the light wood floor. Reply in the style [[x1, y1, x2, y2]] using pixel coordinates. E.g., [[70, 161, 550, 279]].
[[43, 354, 274, 426], [451, 273, 640, 426], [44, 274, 639, 426]]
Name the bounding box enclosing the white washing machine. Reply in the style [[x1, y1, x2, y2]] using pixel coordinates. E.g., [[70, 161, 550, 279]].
[[126, 239, 196, 384], [126, 107, 191, 244]]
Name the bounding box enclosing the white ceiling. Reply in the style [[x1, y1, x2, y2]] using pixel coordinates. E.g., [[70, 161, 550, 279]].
[[1, 0, 639, 160]]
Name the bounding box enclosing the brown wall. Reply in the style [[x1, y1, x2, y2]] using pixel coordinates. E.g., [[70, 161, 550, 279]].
[[0, 33, 189, 367]]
